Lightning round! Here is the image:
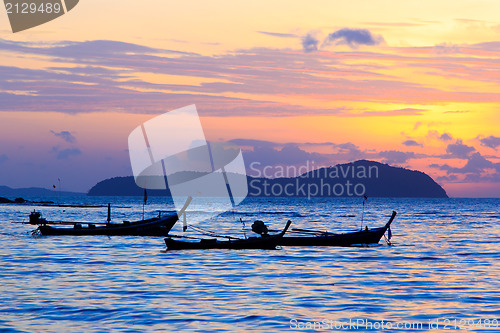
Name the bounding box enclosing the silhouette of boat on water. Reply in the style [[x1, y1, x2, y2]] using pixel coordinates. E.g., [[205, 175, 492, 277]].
[[28, 204, 180, 236], [278, 211, 396, 247], [164, 220, 292, 250], [164, 211, 395, 250]]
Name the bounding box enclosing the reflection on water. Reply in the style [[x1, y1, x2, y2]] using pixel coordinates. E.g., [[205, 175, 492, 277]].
[[0, 197, 499, 332]]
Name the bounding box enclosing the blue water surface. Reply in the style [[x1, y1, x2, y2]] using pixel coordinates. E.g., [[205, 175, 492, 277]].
[[0, 197, 499, 332]]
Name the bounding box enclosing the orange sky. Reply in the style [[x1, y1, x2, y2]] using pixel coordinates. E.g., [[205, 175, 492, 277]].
[[0, 0, 499, 196]]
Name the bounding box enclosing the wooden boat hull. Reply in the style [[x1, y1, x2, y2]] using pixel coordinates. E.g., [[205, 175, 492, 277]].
[[165, 236, 280, 250], [278, 211, 396, 247], [37, 214, 178, 236], [164, 220, 292, 251]]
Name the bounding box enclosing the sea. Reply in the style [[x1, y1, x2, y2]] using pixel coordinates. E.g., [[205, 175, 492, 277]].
[[0, 196, 499, 332]]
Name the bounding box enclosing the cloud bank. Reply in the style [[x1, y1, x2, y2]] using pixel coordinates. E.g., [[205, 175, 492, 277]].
[[1, 38, 499, 117]]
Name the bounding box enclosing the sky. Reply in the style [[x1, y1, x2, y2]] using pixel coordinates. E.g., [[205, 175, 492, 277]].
[[0, 0, 499, 197]]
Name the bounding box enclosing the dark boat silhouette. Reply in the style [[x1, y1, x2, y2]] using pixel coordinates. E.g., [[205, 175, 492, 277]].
[[164, 220, 292, 250], [28, 205, 179, 237], [278, 211, 396, 247], [163, 211, 395, 250]]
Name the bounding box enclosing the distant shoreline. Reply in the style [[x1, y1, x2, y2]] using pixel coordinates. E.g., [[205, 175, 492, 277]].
[[2, 160, 452, 199]]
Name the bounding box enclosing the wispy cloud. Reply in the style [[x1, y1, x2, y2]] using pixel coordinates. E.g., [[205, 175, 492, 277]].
[[363, 21, 430, 27], [427, 131, 453, 142], [257, 31, 298, 38], [443, 110, 469, 114], [360, 108, 426, 117], [51, 130, 76, 143], [402, 140, 423, 147], [52, 147, 82, 160], [1, 39, 500, 116], [379, 150, 415, 164]]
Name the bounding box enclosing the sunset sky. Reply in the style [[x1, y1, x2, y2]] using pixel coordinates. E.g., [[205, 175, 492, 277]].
[[0, 0, 499, 197]]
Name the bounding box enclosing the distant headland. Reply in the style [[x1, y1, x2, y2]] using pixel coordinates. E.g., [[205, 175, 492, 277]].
[[0, 186, 84, 198], [88, 160, 448, 198]]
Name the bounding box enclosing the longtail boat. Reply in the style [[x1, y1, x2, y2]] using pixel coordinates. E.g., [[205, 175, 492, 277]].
[[164, 220, 292, 250], [278, 211, 396, 247], [28, 204, 180, 236]]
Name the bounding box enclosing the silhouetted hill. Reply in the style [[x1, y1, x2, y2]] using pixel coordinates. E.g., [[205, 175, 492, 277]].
[[247, 160, 448, 198], [0, 197, 14, 203], [0, 185, 84, 198], [88, 160, 448, 198], [87, 176, 171, 196]]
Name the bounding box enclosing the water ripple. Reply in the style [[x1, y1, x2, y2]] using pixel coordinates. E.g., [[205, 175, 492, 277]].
[[0, 197, 499, 332]]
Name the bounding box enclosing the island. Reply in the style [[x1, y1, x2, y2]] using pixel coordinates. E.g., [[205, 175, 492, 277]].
[[88, 160, 448, 198]]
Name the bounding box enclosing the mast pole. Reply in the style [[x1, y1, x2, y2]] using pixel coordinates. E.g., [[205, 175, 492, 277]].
[[361, 194, 367, 230], [142, 189, 147, 221], [107, 203, 111, 224], [361, 200, 365, 230]]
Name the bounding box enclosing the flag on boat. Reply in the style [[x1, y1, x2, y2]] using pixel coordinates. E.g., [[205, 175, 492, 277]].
[[364, 194, 368, 201], [52, 185, 56, 189]]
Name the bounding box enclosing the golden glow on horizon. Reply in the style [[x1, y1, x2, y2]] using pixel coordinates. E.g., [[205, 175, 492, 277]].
[[2, 0, 500, 51]]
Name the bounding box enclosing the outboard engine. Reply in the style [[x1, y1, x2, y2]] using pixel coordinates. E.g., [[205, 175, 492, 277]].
[[251, 220, 269, 235], [29, 211, 47, 225]]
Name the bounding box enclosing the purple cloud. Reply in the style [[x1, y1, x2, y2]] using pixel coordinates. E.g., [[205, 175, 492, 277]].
[[439, 133, 453, 141], [402, 140, 423, 147], [302, 34, 319, 52], [52, 147, 82, 160], [430, 151, 499, 183], [479, 135, 500, 149], [333, 143, 363, 160], [379, 150, 415, 164], [324, 28, 384, 48], [242, 143, 331, 176], [229, 139, 367, 174], [429, 163, 451, 171], [1, 39, 500, 116], [51, 130, 76, 143], [455, 152, 494, 173], [436, 174, 458, 182], [446, 139, 475, 158]]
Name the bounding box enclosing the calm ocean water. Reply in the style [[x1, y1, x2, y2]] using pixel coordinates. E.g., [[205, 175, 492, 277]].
[[0, 197, 499, 332]]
